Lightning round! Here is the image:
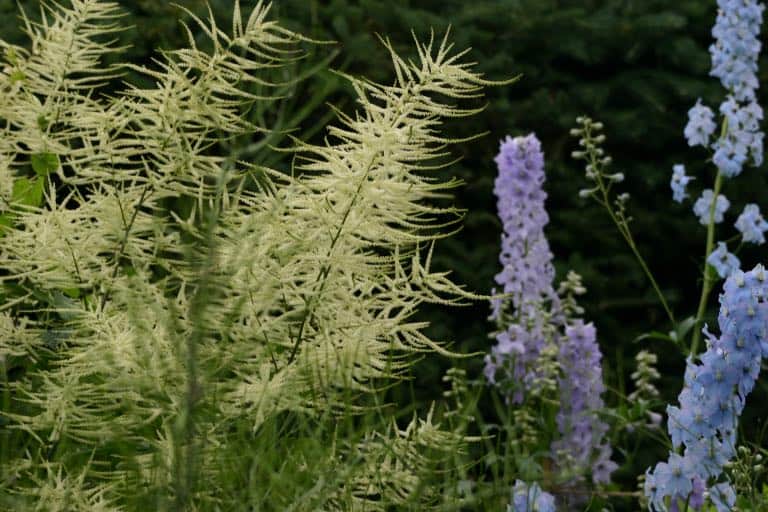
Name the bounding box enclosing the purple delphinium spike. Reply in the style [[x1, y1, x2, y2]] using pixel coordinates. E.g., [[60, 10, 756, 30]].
[[489, 134, 556, 317], [552, 320, 617, 485], [487, 133, 615, 489], [644, 264, 768, 511], [485, 134, 559, 402]]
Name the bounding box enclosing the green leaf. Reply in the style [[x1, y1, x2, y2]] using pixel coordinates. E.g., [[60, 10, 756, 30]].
[[673, 315, 697, 342], [31, 152, 59, 177], [36, 115, 49, 131], [633, 330, 679, 346], [8, 69, 24, 82], [62, 287, 81, 299], [11, 177, 44, 207]]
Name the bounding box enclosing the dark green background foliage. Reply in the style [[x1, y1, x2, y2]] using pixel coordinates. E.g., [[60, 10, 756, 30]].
[[262, 1, 768, 477], [4, 0, 768, 503]]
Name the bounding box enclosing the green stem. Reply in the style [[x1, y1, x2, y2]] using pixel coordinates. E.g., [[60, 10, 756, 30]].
[[0, 357, 8, 479], [690, 171, 723, 356], [588, 145, 675, 326]]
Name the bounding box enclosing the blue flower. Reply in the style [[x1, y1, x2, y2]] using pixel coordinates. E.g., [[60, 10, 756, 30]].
[[684, 100, 717, 147], [712, 131, 749, 177], [735, 203, 768, 244], [710, 0, 765, 101], [707, 0, 766, 176], [508, 480, 556, 512], [693, 189, 730, 225], [671, 164, 694, 203], [706, 241, 741, 278], [644, 264, 768, 510], [709, 482, 736, 512]]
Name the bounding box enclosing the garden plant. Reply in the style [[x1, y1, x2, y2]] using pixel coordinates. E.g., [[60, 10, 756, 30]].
[[0, 0, 767, 511]]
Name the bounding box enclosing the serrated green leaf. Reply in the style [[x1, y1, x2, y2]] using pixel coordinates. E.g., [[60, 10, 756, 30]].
[[31, 152, 59, 177]]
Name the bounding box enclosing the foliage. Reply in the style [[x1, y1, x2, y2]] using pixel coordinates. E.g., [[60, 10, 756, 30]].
[[0, 1, 509, 509]]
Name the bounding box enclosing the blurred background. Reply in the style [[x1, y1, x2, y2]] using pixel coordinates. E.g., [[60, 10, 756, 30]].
[[3, 0, 767, 505]]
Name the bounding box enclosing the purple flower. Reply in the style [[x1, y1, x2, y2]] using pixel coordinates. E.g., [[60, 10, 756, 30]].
[[487, 133, 614, 487], [552, 320, 615, 484], [708, 0, 766, 176], [486, 134, 558, 400], [709, 482, 737, 512]]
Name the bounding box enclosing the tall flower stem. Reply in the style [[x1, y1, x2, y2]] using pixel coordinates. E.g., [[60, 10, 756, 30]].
[[578, 123, 675, 326], [690, 170, 723, 356]]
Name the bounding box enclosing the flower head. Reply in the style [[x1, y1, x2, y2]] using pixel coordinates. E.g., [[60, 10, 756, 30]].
[[693, 189, 730, 225], [684, 100, 717, 147], [735, 203, 768, 244], [671, 164, 694, 202], [707, 241, 741, 278], [710, 0, 765, 101], [508, 480, 556, 512]]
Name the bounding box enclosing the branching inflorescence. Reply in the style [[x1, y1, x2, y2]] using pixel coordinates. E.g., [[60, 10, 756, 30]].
[[0, 1, 510, 509]]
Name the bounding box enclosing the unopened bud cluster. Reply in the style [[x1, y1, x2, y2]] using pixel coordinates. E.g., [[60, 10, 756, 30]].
[[571, 117, 623, 200]]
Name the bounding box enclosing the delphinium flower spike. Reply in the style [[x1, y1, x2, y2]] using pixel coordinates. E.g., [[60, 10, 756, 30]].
[[684, 0, 765, 356], [645, 264, 768, 511], [553, 320, 617, 485], [485, 133, 559, 403], [489, 134, 615, 499]]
